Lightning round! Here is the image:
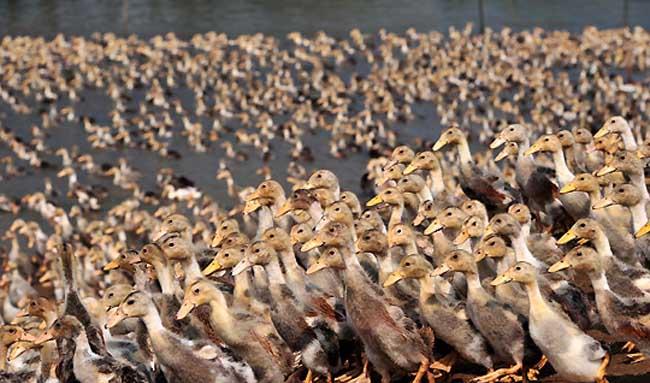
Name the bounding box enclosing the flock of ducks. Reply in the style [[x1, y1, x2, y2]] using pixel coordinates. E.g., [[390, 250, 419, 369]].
[[1, 26, 650, 383]]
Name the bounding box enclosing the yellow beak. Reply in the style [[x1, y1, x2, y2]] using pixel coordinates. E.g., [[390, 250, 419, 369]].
[[548, 259, 571, 273], [366, 195, 384, 207], [243, 199, 262, 215], [483, 225, 495, 238], [33, 331, 54, 346], [306, 262, 328, 275], [424, 219, 444, 235], [491, 274, 513, 286], [275, 200, 293, 218], [494, 147, 510, 162], [577, 238, 590, 245], [102, 259, 120, 271], [596, 165, 616, 177], [176, 301, 196, 320], [490, 137, 506, 149], [383, 271, 405, 287], [453, 230, 470, 245], [593, 127, 610, 139], [635, 222, 650, 238], [403, 164, 418, 175], [523, 143, 541, 156], [559, 182, 577, 194], [202, 260, 222, 276], [244, 189, 262, 202], [432, 138, 448, 151], [301, 238, 324, 252], [557, 229, 578, 245], [592, 197, 615, 210], [106, 307, 127, 329], [412, 213, 425, 226], [431, 263, 451, 276], [8, 342, 30, 361]]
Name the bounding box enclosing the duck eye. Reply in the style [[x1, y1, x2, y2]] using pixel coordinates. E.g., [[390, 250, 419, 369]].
[[9, 328, 15, 334], [446, 212, 452, 216], [579, 223, 586, 228], [404, 262, 411, 267], [489, 241, 495, 246], [329, 250, 335, 255], [298, 229, 303, 233], [577, 252, 583, 257], [610, 119, 615, 124], [397, 229, 402, 234], [496, 219, 502, 224], [386, 191, 392, 195], [509, 127, 514, 131], [254, 249, 260, 253], [269, 234, 275, 238], [240, 248, 244, 253], [451, 254, 458, 259], [108, 293, 114, 298], [335, 208, 340, 212], [544, 138, 549, 142], [618, 188, 624, 193], [224, 253, 230, 257], [143, 248, 148, 254], [471, 222, 476, 226], [54, 323, 61, 329], [515, 266, 521, 271], [579, 177, 584, 181], [341, 195, 347, 199], [127, 300, 135, 305], [398, 150, 404, 154], [168, 242, 175, 247], [316, 174, 322, 178], [329, 228, 334, 233], [193, 288, 200, 294], [261, 184, 267, 189], [167, 220, 172, 224]]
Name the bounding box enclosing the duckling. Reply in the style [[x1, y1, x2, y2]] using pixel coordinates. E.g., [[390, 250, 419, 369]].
[[177, 279, 293, 382], [233, 240, 339, 382], [302, 222, 432, 383], [550, 246, 650, 362], [492, 262, 609, 382], [366, 187, 414, 228], [384, 254, 493, 370], [107, 291, 255, 383], [432, 249, 525, 383], [34, 315, 149, 383]]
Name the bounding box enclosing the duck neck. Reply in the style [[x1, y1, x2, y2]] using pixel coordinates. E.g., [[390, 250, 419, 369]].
[[179, 257, 203, 285], [0, 344, 6, 370], [588, 188, 602, 201], [388, 203, 404, 228], [74, 328, 92, 354], [376, 251, 394, 285], [278, 249, 305, 288], [523, 279, 549, 314], [511, 232, 542, 268], [151, 260, 176, 296], [588, 269, 611, 295], [234, 270, 253, 304], [309, 201, 324, 223], [630, 174, 650, 203], [551, 150, 574, 186], [495, 250, 516, 274], [141, 305, 166, 335], [621, 128, 638, 151], [265, 257, 287, 287], [630, 201, 649, 233], [419, 273, 438, 302], [207, 291, 235, 333], [429, 168, 445, 195], [456, 140, 473, 166], [592, 232, 614, 260], [464, 271, 488, 301], [417, 187, 433, 203], [256, 206, 274, 239]]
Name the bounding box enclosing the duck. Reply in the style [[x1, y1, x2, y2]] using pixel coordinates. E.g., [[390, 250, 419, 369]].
[[384, 254, 493, 370], [301, 222, 432, 383], [434, 126, 516, 212], [432, 249, 525, 383], [549, 246, 650, 363], [597, 150, 650, 207], [492, 261, 609, 382], [233, 240, 339, 382], [595, 116, 638, 151], [176, 278, 294, 382], [107, 291, 255, 383], [34, 315, 149, 383]]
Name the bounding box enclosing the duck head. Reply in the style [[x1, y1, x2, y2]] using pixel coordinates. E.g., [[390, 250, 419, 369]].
[[548, 246, 601, 273], [433, 249, 477, 276], [492, 261, 537, 286], [384, 254, 431, 287]]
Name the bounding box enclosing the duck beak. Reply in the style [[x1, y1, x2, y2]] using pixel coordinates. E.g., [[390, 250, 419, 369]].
[[301, 238, 324, 252], [412, 213, 425, 226], [432, 137, 448, 151], [483, 225, 494, 238], [523, 143, 541, 156], [211, 233, 226, 248], [366, 195, 383, 207], [403, 164, 418, 175], [302, 180, 316, 190], [592, 197, 615, 209], [431, 263, 451, 276], [106, 308, 127, 329], [635, 222, 650, 238], [275, 200, 293, 218], [243, 199, 262, 215], [557, 229, 578, 244], [637, 150, 647, 160], [594, 126, 610, 139], [453, 230, 470, 245], [306, 262, 327, 275], [548, 259, 571, 273], [231, 258, 253, 276], [596, 165, 616, 177], [244, 189, 261, 202], [128, 255, 142, 265], [491, 274, 512, 286], [383, 271, 405, 287], [559, 182, 577, 194], [8, 342, 30, 360], [33, 330, 54, 345], [38, 270, 54, 284], [202, 260, 222, 276], [475, 250, 487, 262], [424, 219, 443, 235], [494, 147, 510, 162], [490, 136, 506, 149], [176, 301, 196, 320], [102, 259, 120, 271], [15, 308, 29, 318], [577, 238, 590, 245]]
